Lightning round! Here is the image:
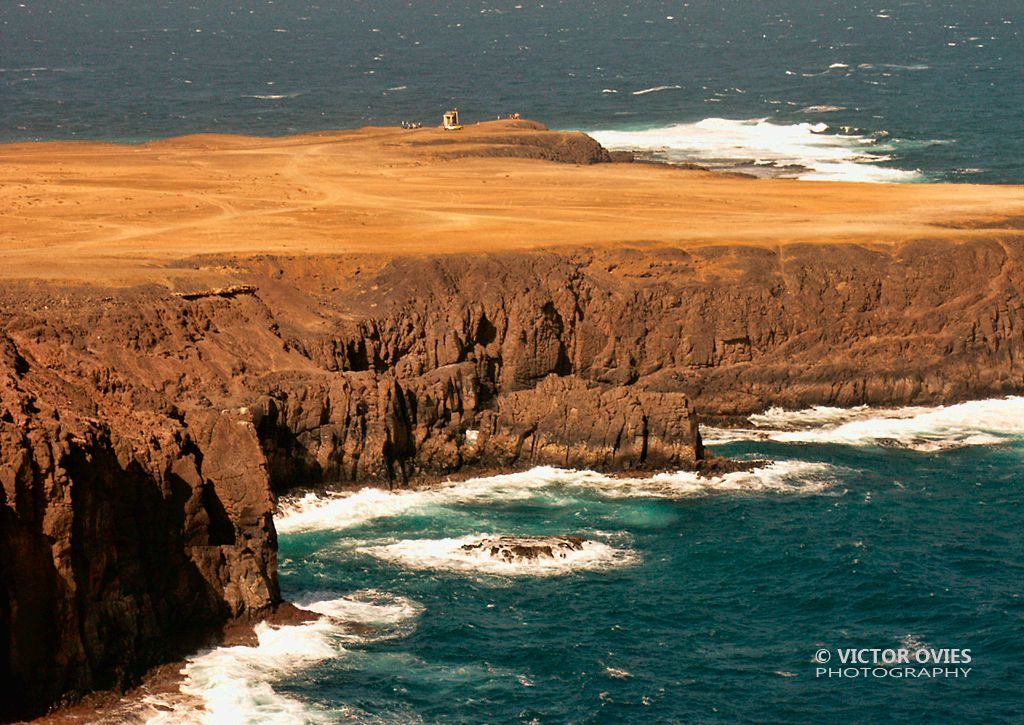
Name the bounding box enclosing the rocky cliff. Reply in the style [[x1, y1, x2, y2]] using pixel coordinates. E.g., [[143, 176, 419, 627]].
[[4, 238, 1024, 715], [3, 115, 1023, 719]]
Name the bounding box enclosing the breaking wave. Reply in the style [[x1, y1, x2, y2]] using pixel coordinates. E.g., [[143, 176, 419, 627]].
[[147, 591, 422, 724], [359, 533, 638, 577], [278, 486, 431, 534], [277, 461, 837, 534], [241, 91, 305, 101], [702, 397, 1024, 451], [631, 84, 682, 96], [587, 117, 920, 182], [552, 461, 837, 498], [276, 470, 555, 534]]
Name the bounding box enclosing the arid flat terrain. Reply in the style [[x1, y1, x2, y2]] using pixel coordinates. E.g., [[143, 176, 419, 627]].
[[2, 119, 1023, 286]]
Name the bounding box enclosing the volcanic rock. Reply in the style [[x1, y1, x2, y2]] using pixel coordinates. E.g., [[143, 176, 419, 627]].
[[3, 122, 1024, 719], [460, 536, 587, 563]]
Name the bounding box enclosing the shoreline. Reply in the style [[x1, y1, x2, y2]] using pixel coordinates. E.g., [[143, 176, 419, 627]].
[[27, 603, 320, 725], [4, 120, 1024, 720], [28, 385, 1016, 724], [2, 121, 1016, 188], [35, 382, 1021, 723]]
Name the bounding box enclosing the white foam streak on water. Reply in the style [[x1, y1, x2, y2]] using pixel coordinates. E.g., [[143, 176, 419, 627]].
[[276, 462, 836, 534], [561, 461, 836, 498], [277, 487, 426, 534], [240, 91, 305, 100], [299, 590, 424, 637], [587, 117, 919, 182], [702, 397, 1024, 451], [146, 591, 422, 725], [276, 470, 556, 534], [360, 533, 638, 577], [631, 84, 682, 95]]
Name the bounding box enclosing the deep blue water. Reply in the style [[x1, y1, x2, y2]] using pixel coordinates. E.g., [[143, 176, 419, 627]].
[[213, 401, 1024, 724], [5, 3, 1024, 720], [2, 0, 1022, 181]]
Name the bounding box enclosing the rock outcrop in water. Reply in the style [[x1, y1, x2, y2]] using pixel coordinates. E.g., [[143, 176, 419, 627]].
[[461, 536, 587, 563], [3, 236, 1024, 718]]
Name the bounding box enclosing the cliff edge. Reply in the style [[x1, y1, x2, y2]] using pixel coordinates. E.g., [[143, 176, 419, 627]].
[[2, 122, 1023, 718]]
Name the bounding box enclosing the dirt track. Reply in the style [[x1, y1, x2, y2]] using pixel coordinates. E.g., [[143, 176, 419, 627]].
[[3, 119, 1022, 286]]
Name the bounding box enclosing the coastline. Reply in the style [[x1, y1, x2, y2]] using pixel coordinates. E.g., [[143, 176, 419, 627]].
[[3, 121, 1024, 720], [3, 119, 1023, 287], [25, 603, 320, 725]]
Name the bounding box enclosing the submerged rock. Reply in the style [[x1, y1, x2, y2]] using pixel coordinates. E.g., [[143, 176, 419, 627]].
[[460, 536, 587, 563]]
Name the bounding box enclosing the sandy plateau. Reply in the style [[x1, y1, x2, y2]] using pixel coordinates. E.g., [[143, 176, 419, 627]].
[[3, 120, 1024, 721], [3, 119, 1022, 286]]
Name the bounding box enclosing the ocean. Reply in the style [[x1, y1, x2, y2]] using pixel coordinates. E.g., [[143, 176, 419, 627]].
[[140, 398, 1024, 724], [2, 0, 1022, 182], [5, 2, 1023, 722]]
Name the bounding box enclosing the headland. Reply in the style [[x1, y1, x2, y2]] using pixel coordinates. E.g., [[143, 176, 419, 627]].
[[2, 120, 1024, 720]]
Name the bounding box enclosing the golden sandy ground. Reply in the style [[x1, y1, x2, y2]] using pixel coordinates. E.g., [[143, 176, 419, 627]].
[[2, 120, 1023, 286]]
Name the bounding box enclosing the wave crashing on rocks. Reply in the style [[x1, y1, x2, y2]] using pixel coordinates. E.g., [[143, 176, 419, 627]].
[[360, 532, 638, 577], [460, 535, 587, 563]]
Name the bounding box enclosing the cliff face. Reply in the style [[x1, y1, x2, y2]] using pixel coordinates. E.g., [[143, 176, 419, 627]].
[[0, 333, 278, 719], [2, 238, 1024, 717]]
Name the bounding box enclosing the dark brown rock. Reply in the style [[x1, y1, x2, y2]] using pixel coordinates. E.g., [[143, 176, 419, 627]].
[[3, 237, 1024, 717], [460, 536, 587, 563], [421, 121, 613, 165]]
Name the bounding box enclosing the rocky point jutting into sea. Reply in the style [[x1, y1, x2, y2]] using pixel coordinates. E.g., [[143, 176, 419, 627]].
[[2, 121, 1024, 720]]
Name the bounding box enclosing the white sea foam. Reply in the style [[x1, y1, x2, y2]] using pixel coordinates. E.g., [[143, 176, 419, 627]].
[[277, 487, 422, 534], [587, 117, 920, 182], [276, 470, 554, 534], [702, 397, 1024, 451], [631, 84, 682, 96], [0, 66, 75, 73], [277, 461, 835, 535], [750, 404, 888, 429], [880, 63, 930, 71], [360, 533, 638, 576], [550, 461, 837, 499], [148, 591, 421, 724], [241, 91, 304, 100], [298, 589, 424, 639]]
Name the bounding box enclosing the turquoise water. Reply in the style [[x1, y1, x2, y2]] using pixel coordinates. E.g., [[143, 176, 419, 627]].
[[161, 400, 1024, 724], [2, 0, 1022, 182], [6, 1, 1024, 719]]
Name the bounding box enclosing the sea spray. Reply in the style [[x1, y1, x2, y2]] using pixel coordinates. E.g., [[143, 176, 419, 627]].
[[587, 117, 921, 182], [276, 461, 838, 535], [702, 396, 1024, 450], [359, 533, 639, 577], [149, 592, 423, 725]]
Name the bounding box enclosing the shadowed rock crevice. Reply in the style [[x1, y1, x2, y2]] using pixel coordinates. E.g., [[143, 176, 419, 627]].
[[202, 483, 237, 546]]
